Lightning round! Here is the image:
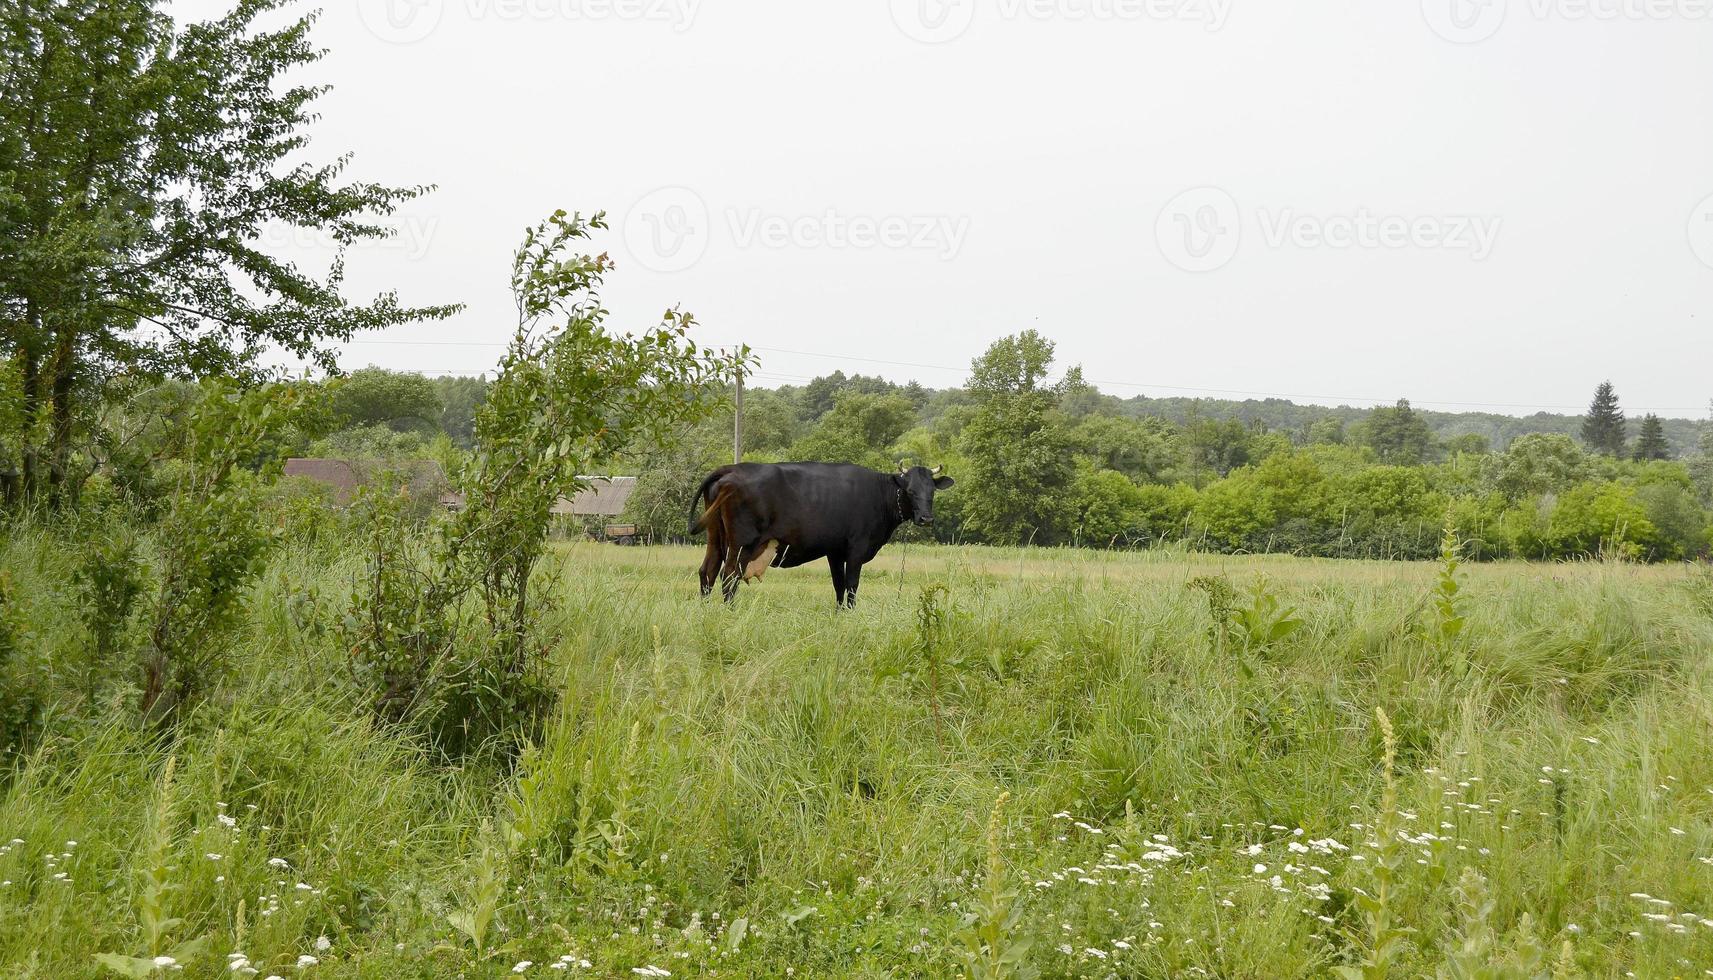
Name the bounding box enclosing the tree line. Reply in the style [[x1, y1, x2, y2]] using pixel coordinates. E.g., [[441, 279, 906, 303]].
[[618, 336, 1713, 562]]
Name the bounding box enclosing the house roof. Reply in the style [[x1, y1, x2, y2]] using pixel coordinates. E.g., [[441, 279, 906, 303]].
[[282, 458, 450, 506], [553, 476, 637, 516], [284, 460, 634, 516]]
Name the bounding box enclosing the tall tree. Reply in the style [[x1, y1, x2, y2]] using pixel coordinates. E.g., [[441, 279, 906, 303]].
[[432, 375, 489, 448], [1580, 381, 1627, 457], [789, 389, 916, 468], [956, 331, 1074, 543], [0, 1, 456, 504], [1632, 413, 1670, 461], [330, 368, 444, 434], [1362, 399, 1436, 465]]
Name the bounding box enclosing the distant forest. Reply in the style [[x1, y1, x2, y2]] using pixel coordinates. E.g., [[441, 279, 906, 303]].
[[290, 331, 1712, 563]]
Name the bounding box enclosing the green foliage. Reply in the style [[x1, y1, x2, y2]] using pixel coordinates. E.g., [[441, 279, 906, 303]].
[[1069, 414, 1179, 483], [447, 820, 508, 959], [327, 368, 444, 434], [1434, 521, 1467, 649], [957, 332, 1075, 544], [307, 422, 430, 461], [623, 412, 731, 540], [340, 211, 739, 757], [1580, 381, 1627, 457], [916, 584, 951, 741], [70, 520, 146, 700], [1182, 414, 1254, 484], [789, 389, 917, 468], [5, 538, 1713, 975], [1631, 413, 1670, 461], [1361, 399, 1438, 465], [444, 209, 739, 667], [336, 477, 456, 727], [1435, 868, 1551, 980], [1689, 404, 1713, 504], [1229, 577, 1305, 654], [431, 375, 489, 448], [95, 757, 209, 977], [0, 0, 456, 505], [0, 569, 43, 762], [1067, 467, 1147, 545], [1193, 574, 1305, 669], [1337, 708, 1413, 979], [141, 381, 307, 723], [956, 792, 1037, 980], [1489, 434, 1589, 501]]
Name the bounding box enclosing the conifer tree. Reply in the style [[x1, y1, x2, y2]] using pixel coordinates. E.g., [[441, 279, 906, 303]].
[[1632, 414, 1670, 461], [1579, 381, 1627, 457]]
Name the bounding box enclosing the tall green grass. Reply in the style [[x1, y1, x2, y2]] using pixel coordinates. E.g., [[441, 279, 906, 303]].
[[3, 534, 1712, 977]]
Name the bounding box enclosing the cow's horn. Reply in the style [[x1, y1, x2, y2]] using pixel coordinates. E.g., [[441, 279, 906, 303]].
[[898, 460, 909, 474], [930, 464, 943, 476]]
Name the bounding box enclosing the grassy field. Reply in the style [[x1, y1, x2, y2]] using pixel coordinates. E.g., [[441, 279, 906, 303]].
[[4, 537, 1713, 977]]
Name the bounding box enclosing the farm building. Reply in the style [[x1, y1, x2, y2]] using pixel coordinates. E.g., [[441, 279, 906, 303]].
[[552, 476, 638, 517], [283, 461, 636, 519], [282, 458, 461, 509]]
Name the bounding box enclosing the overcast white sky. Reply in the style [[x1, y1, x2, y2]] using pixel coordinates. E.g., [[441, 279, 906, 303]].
[[175, 0, 1713, 417]]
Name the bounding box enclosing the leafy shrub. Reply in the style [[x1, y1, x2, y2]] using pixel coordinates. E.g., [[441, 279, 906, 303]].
[[341, 211, 740, 758], [0, 570, 43, 764], [140, 382, 307, 723], [70, 520, 147, 703]]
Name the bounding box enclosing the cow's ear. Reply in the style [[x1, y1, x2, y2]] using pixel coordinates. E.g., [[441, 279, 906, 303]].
[[933, 476, 956, 490]]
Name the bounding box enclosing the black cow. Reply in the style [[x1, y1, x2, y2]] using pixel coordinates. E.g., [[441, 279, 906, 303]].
[[688, 461, 955, 607]]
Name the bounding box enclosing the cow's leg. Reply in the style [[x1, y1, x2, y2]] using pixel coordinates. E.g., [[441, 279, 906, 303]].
[[843, 561, 863, 608], [827, 556, 848, 608], [698, 534, 721, 598], [716, 507, 746, 603]]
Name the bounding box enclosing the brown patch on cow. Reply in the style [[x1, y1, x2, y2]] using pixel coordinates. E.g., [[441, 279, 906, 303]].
[[743, 540, 777, 582]]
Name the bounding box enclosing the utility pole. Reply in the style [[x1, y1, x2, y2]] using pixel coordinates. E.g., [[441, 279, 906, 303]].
[[733, 354, 745, 465]]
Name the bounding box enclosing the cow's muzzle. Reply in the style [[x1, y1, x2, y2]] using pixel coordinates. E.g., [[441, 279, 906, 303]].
[[914, 516, 934, 527]]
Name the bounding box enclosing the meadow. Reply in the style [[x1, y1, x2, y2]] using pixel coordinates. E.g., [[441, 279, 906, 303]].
[[3, 536, 1713, 978]]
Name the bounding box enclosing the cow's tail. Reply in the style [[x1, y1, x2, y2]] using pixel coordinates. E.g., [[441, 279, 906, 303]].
[[687, 469, 729, 536]]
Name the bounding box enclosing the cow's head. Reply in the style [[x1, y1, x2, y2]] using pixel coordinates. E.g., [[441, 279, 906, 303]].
[[895, 463, 955, 526]]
